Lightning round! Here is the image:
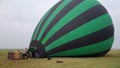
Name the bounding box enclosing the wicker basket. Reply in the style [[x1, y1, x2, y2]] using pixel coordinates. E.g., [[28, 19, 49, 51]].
[[8, 51, 20, 60]]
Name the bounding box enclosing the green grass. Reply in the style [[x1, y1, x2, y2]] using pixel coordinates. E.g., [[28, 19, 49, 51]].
[[0, 49, 120, 68]]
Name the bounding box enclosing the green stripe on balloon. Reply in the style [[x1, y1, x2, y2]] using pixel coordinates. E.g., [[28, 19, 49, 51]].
[[42, 0, 100, 44], [45, 14, 112, 51], [32, 9, 51, 40], [35, 0, 64, 41], [40, 0, 83, 42], [37, 0, 72, 41], [49, 37, 113, 57]]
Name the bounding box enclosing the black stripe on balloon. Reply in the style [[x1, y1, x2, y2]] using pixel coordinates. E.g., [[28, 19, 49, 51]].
[[40, 0, 83, 41], [44, 4, 107, 46], [35, 0, 64, 40], [47, 25, 114, 55]]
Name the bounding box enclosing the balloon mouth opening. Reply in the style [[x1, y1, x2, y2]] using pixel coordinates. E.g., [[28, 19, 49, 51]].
[[29, 40, 46, 58]]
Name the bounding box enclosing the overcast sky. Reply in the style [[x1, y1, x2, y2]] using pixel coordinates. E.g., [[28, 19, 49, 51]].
[[0, 0, 120, 49]]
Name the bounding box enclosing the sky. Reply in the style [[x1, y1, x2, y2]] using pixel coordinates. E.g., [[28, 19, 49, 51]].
[[0, 0, 120, 49]]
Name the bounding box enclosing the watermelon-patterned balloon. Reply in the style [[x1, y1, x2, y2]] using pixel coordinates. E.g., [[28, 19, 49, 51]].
[[29, 0, 114, 58]]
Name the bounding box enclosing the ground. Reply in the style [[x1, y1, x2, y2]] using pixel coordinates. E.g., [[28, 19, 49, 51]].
[[0, 49, 120, 68]]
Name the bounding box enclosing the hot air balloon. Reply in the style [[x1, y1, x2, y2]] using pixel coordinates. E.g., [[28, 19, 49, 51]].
[[29, 0, 114, 58]]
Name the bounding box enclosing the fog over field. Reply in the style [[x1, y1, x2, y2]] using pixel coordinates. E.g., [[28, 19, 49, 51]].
[[0, 0, 120, 49]]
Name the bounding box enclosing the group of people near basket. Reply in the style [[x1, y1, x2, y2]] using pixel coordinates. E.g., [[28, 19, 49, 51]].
[[19, 48, 32, 60], [19, 48, 40, 60]]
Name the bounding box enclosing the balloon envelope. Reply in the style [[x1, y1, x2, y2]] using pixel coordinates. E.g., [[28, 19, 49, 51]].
[[29, 0, 114, 57]]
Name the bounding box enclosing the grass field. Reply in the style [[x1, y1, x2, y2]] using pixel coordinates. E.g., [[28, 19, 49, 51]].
[[0, 49, 120, 68]]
